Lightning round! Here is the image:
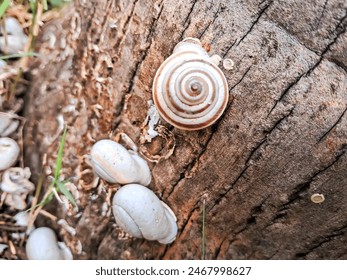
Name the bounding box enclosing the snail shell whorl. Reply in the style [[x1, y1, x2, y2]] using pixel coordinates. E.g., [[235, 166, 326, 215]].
[[153, 38, 229, 131]]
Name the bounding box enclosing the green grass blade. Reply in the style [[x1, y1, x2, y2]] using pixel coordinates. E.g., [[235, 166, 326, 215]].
[[42, 0, 48, 10], [202, 199, 206, 260], [49, 0, 65, 7], [54, 125, 67, 181], [0, 0, 10, 18], [0, 52, 40, 60], [56, 181, 77, 207], [29, 0, 36, 15]]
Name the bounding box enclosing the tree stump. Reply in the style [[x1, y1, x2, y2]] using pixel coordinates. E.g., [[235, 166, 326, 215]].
[[24, 0, 347, 259]]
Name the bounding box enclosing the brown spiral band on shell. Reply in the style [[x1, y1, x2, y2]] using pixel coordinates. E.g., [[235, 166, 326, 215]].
[[153, 43, 229, 131]]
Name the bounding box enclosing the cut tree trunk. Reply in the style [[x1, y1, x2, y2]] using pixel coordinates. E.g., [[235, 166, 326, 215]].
[[24, 0, 347, 259]]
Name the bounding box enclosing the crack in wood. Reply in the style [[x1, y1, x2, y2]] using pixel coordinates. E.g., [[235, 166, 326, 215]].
[[274, 144, 346, 214], [211, 108, 294, 210], [318, 107, 347, 143], [158, 244, 169, 259], [329, 58, 347, 74], [222, 0, 273, 58], [113, 1, 164, 124], [166, 95, 236, 199], [184, 0, 198, 25], [295, 222, 347, 259], [267, 73, 303, 118], [214, 197, 271, 259], [94, 0, 115, 45], [307, 12, 347, 75], [180, 0, 198, 39], [279, 182, 311, 210], [230, 66, 252, 91], [198, 3, 223, 39], [267, 12, 347, 117], [314, 0, 329, 30], [178, 203, 200, 238], [231, 195, 271, 238], [113, 0, 139, 53], [222, 39, 237, 58], [73, 3, 96, 75], [166, 168, 187, 198], [213, 237, 227, 259], [126, 2, 165, 95], [160, 202, 200, 259], [225, 238, 236, 256], [209, 172, 244, 212], [266, 107, 295, 132]]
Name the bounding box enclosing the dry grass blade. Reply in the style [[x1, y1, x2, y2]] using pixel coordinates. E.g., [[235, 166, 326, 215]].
[[202, 199, 206, 260], [0, 0, 10, 18]]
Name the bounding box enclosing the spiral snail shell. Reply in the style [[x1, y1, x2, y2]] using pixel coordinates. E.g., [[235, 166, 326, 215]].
[[152, 38, 229, 130]]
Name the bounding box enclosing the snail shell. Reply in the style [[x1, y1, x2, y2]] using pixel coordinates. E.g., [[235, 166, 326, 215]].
[[112, 184, 177, 244], [152, 37, 229, 130], [12, 211, 35, 239], [25, 227, 73, 260], [90, 139, 151, 186], [0, 167, 35, 210], [0, 137, 20, 171], [0, 167, 34, 194], [0, 113, 20, 137], [0, 17, 28, 55]]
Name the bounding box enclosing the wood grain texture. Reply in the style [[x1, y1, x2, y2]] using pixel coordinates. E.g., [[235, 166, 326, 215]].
[[24, 0, 347, 259]]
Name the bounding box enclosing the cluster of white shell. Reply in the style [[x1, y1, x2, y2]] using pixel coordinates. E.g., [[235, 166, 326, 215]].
[[152, 37, 229, 131], [0, 114, 33, 210], [0, 18, 73, 260], [90, 139, 177, 244], [0, 116, 72, 259]]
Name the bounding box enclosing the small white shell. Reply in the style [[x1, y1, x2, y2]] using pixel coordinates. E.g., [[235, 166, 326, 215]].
[[0, 113, 20, 137], [311, 193, 325, 204], [0, 60, 7, 74], [0, 244, 8, 254], [12, 211, 35, 239], [0, 18, 24, 36], [112, 184, 177, 244], [223, 58, 234, 70], [90, 139, 151, 186], [0, 167, 34, 210], [0, 17, 28, 55], [153, 37, 229, 130], [0, 167, 35, 193], [25, 227, 73, 260], [0, 137, 20, 171]]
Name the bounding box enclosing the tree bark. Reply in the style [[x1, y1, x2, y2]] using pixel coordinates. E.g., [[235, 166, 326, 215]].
[[24, 0, 347, 259]]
